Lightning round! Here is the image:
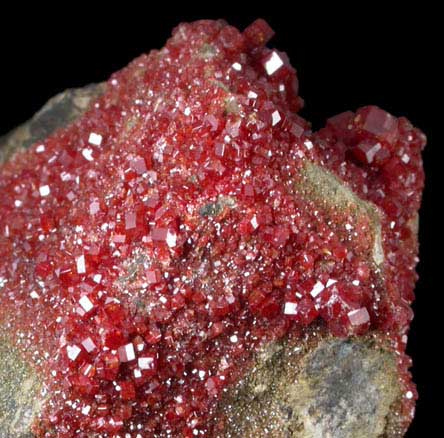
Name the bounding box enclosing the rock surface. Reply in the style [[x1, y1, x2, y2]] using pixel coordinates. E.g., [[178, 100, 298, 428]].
[[215, 330, 403, 438], [0, 19, 424, 437], [0, 84, 104, 163], [0, 341, 44, 438]]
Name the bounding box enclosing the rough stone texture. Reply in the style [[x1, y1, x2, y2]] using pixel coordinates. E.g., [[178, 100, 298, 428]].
[[214, 328, 403, 437], [0, 83, 104, 162], [0, 340, 44, 438], [298, 162, 384, 266], [0, 85, 407, 437]]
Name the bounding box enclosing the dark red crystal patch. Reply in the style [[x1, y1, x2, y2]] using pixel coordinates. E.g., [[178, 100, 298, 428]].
[[0, 19, 425, 437]]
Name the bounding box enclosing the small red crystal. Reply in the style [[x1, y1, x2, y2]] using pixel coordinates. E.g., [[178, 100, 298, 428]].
[[119, 381, 136, 401]]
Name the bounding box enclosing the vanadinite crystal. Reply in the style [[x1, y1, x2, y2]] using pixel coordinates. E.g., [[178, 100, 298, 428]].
[[0, 19, 425, 437]]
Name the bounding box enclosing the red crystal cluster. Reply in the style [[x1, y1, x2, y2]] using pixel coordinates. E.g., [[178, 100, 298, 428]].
[[0, 19, 425, 437]]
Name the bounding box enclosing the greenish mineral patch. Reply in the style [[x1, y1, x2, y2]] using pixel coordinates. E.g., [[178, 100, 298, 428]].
[[298, 161, 384, 266], [199, 196, 236, 217], [0, 340, 44, 438], [199, 43, 218, 60]]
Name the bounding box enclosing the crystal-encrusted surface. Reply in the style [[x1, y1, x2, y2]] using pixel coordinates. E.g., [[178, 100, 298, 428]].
[[0, 19, 425, 437]]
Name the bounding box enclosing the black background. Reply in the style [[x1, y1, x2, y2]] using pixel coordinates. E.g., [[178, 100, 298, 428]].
[[0, 4, 439, 436]]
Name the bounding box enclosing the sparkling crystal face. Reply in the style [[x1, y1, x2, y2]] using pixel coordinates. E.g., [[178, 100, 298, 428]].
[[0, 19, 425, 437]]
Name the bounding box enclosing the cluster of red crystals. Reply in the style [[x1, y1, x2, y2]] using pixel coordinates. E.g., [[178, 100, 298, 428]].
[[0, 19, 424, 437], [315, 106, 425, 312], [312, 105, 425, 423]]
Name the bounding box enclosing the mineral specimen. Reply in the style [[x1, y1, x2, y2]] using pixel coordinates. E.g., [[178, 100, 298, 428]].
[[0, 19, 425, 437]]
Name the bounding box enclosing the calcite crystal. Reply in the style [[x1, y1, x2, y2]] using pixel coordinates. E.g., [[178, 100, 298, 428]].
[[0, 19, 425, 437]]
